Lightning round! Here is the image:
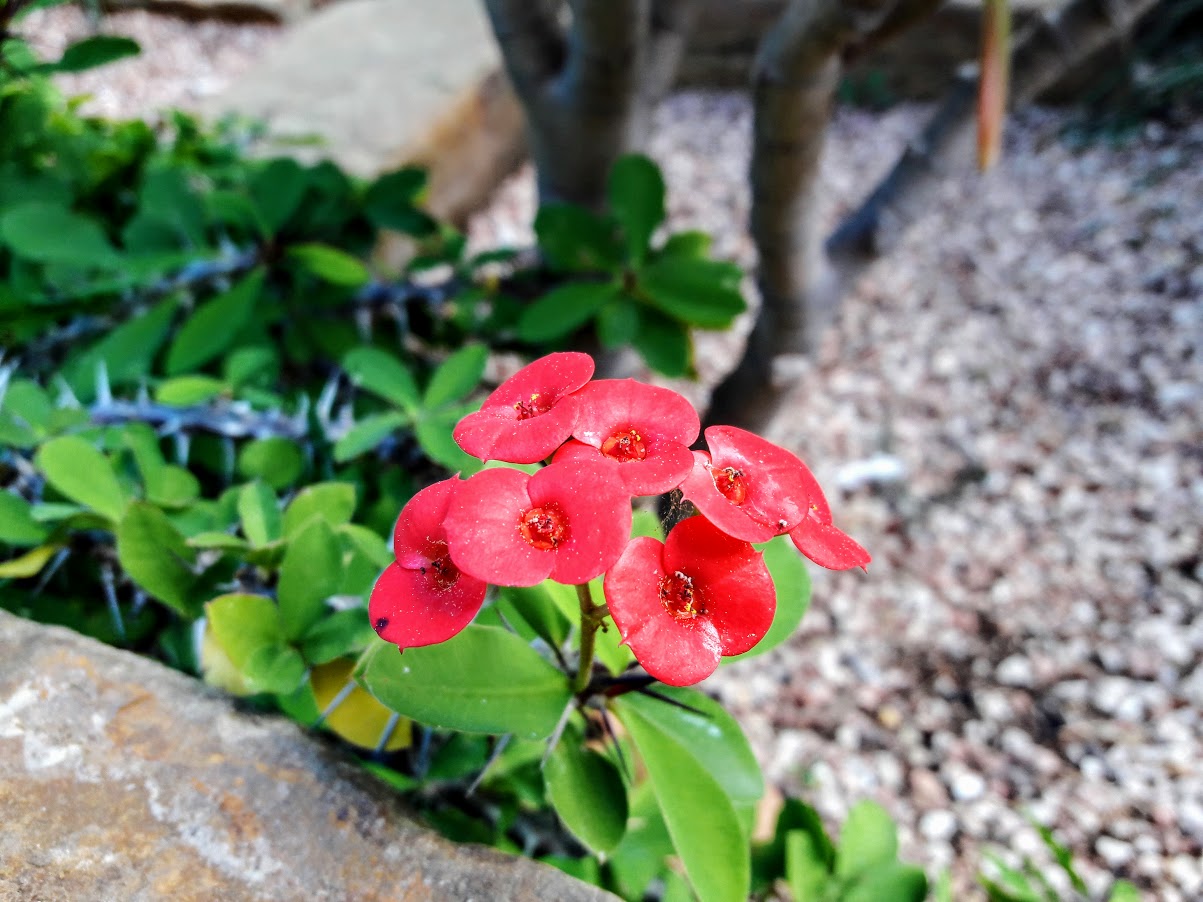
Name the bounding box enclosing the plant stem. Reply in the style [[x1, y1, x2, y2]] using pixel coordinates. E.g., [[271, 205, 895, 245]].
[[572, 582, 609, 695]]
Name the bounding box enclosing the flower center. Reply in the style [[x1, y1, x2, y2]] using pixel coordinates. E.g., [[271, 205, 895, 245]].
[[513, 392, 551, 420], [426, 553, 460, 590], [518, 504, 568, 550], [660, 569, 705, 621], [712, 465, 748, 505], [600, 427, 647, 463]]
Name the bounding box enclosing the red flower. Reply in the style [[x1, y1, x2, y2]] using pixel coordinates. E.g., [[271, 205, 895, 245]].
[[369, 478, 488, 650], [444, 458, 632, 586], [453, 352, 594, 464], [553, 379, 699, 496], [604, 515, 776, 686], [679, 425, 814, 543], [789, 477, 871, 571]]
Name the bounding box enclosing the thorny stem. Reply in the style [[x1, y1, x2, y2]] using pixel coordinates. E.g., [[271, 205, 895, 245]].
[[572, 582, 609, 696]]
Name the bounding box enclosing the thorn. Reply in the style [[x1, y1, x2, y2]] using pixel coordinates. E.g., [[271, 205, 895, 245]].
[[636, 687, 709, 717], [173, 431, 191, 466], [467, 733, 512, 796], [136, 381, 150, 404], [540, 697, 578, 770], [221, 437, 236, 483], [95, 360, 112, 406], [132, 589, 148, 616], [372, 712, 402, 759], [414, 726, 433, 779], [100, 566, 126, 643], [312, 679, 357, 730], [597, 704, 631, 782], [32, 547, 71, 597], [316, 372, 339, 427], [355, 306, 373, 342], [52, 376, 81, 409]]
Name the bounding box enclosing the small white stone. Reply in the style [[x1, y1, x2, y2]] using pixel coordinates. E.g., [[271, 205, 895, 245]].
[[919, 809, 958, 842], [950, 771, 987, 802], [1096, 836, 1134, 869], [996, 654, 1035, 688]]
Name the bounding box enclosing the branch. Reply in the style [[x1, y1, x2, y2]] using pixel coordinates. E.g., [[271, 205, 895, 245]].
[[845, 0, 946, 63], [482, 0, 567, 102], [642, 0, 701, 102], [562, 0, 649, 119]]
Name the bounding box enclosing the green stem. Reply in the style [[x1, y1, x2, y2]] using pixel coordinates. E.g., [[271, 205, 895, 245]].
[[572, 582, 608, 695]]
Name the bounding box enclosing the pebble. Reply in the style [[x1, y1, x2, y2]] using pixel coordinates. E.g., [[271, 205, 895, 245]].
[[919, 810, 958, 843]]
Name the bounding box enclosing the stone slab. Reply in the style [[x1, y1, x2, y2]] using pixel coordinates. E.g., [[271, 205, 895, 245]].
[[210, 0, 526, 223], [0, 610, 616, 902]]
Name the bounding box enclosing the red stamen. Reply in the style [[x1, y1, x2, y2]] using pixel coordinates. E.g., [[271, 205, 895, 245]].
[[518, 504, 568, 550], [513, 392, 550, 420], [712, 466, 748, 505], [659, 569, 705, 621], [600, 427, 648, 463]]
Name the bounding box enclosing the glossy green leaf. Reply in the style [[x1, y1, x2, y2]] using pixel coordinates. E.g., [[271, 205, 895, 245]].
[[845, 862, 928, 902], [608, 154, 665, 264], [342, 348, 420, 411], [283, 483, 357, 537], [416, 408, 481, 474], [206, 593, 282, 666], [300, 608, 375, 665], [728, 537, 811, 662], [51, 36, 140, 72], [544, 723, 628, 854], [658, 230, 711, 261], [288, 243, 371, 288], [632, 309, 691, 377], [155, 375, 225, 406], [356, 626, 572, 739], [34, 436, 126, 522], [277, 518, 341, 640], [250, 158, 307, 234], [1108, 881, 1142, 902], [243, 644, 308, 695], [223, 346, 279, 388], [608, 782, 676, 900], [423, 344, 488, 409], [786, 829, 830, 902], [619, 686, 762, 830], [238, 437, 305, 490], [363, 168, 437, 236], [616, 698, 749, 902], [333, 412, 408, 463], [0, 492, 49, 546], [238, 480, 282, 547], [640, 258, 746, 329], [496, 583, 571, 650], [165, 269, 264, 375], [595, 296, 641, 349], [517, 281, 618, 343], [67, 298, 177, 395], [0, 202, 117, 268], [836, 801, 898, 880], [187, 531, 250, 551], [116, 502, 198, 616]]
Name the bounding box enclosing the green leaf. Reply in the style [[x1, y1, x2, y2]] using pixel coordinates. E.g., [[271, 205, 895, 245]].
[[423, 344, 488, 409], [619, 687, 762, 831], [632, 308, 691, 377], [616, 698, 749, 902], [786, 829, 830, 902], [277, 518, 341, 640], [1107, 881, 1142, 902], [416, 408, 481, 474], [238, 481, 282, 547], [631, 509, 665, 541], [223, 346, 279, 389], [238, 437, 305, 490], [250, 158, 307, 234], [517, 281, 619, 343], [595, 296, 641, 349], [544, 724, 628, 855], [155, 375, 225, 406], [0, 202, 117, 268], [356, 626, 572, 739], [640, 258, 746, 329], [187, 532, 250, 551], [288, 243, 371, 288], [658, 230, 712, 261], [34, 436, 126, 522], [243, 644, 307, 695], [608, 782, 676, 900], [0, 492, 49, 546], [51, 35, 140, 72], [608, 154, 665, 264], [836, 801, 898, 880], [1032, 819, 1088, 894], [116, 502, 198, 616], [333, 412, 408, 463], [67, 298, 176, 395], [363, 168, 437, 236], [496, 583, 572, 650], [535, 204, 623, 273], [845, 862, 928, 902], [342, 348, 420, 412], [165, 269, 264, 375], [300, 608, 375, 665], [728, 537, 811, 661], [283, 483, 357, 537]]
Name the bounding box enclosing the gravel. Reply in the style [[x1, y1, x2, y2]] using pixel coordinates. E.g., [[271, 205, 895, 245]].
[[25, 9, 1203, 900]]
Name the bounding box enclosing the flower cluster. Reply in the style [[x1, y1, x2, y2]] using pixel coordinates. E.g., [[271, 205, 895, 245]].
[[369, 352, 869, 686]]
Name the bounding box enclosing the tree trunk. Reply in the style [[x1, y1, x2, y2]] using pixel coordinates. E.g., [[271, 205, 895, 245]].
[[483, 0, 698, 209]]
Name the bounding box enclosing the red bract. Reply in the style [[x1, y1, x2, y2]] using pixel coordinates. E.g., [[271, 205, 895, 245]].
[[444, 458, 632, 586], [605, 515, 775, 687], [679, 425, 814, 543], [789, 478, 872, 571], [453, 351, 594, 464], [369, 479, 488, 650], [555, 379, 699, 496]]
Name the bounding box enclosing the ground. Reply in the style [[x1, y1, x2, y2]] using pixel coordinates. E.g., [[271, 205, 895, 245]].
[[22, 6, 1203, 899]]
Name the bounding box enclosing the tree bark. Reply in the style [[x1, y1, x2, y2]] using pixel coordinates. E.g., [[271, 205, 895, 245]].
[[484, 0, 698, 209]]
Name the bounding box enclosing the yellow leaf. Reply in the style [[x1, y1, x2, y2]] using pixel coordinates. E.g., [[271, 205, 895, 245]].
[[311, 658, 411, 751], [0, 544, 62, 579]]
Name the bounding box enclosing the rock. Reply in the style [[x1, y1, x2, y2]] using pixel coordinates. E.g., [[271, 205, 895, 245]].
[[0, 611, 614, 902], [210, 0, 525, 223]]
